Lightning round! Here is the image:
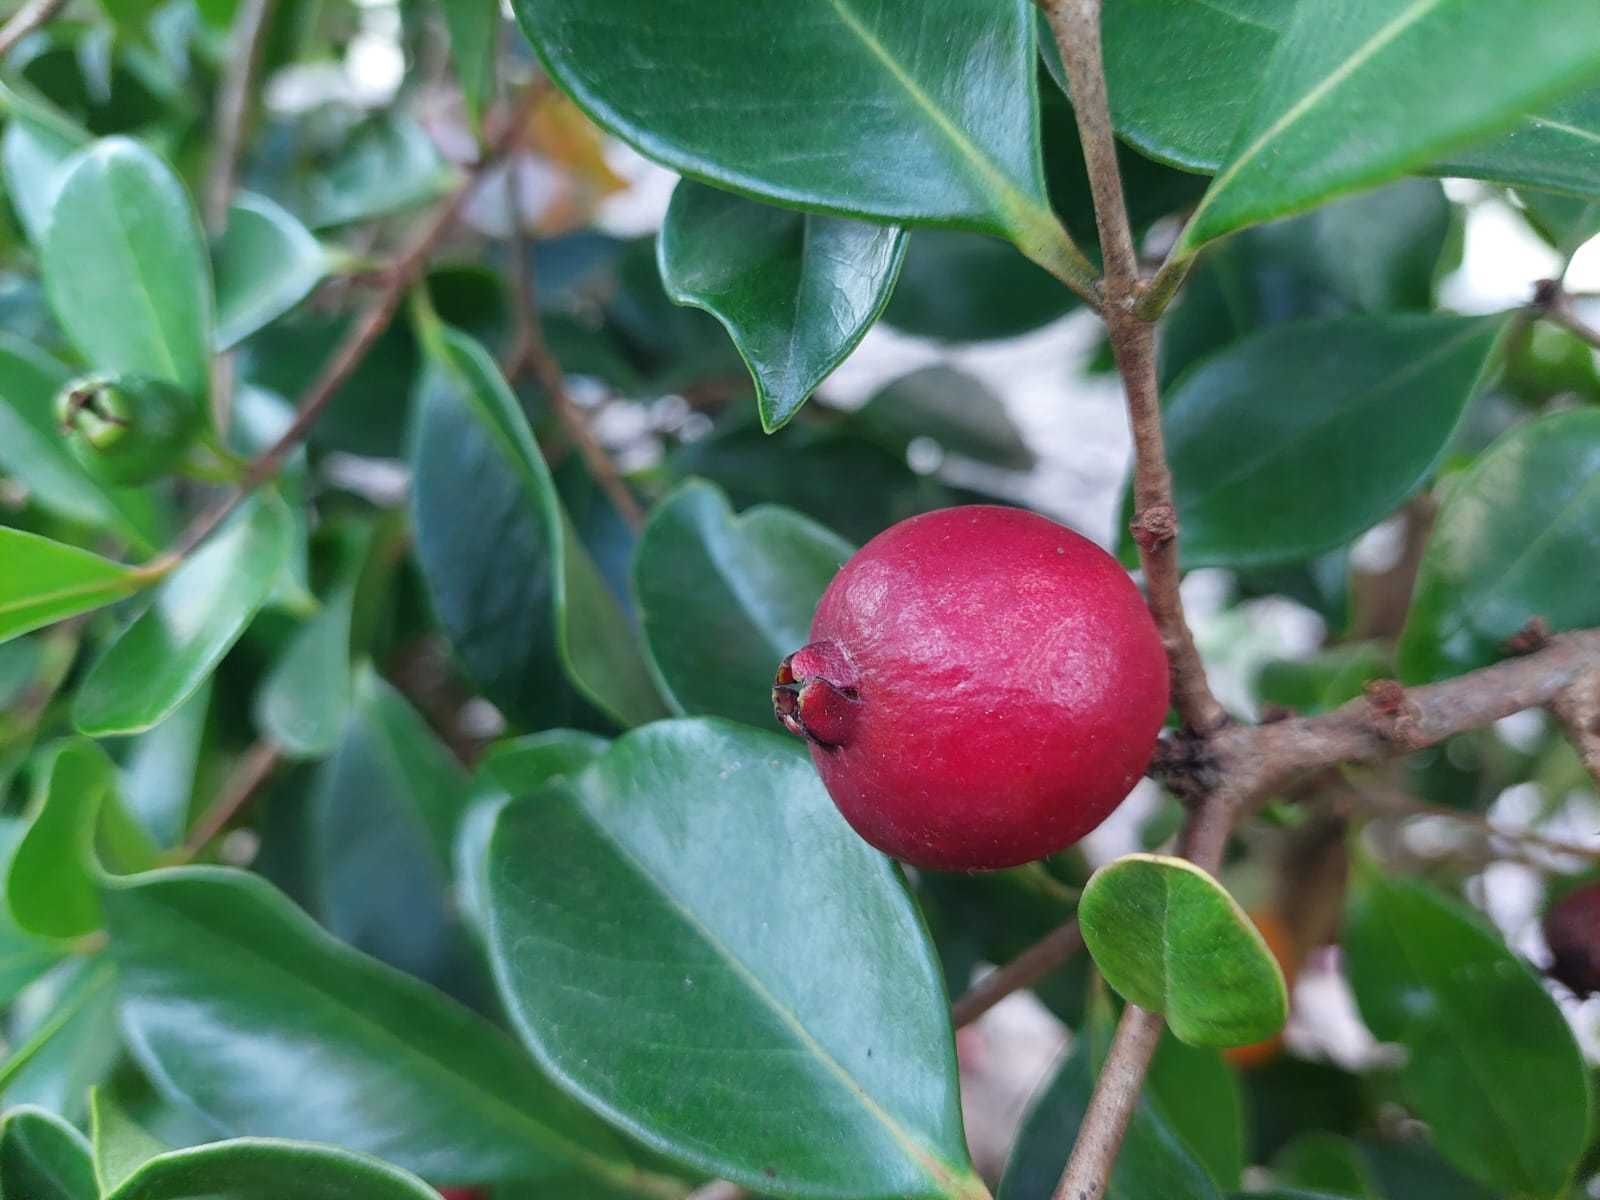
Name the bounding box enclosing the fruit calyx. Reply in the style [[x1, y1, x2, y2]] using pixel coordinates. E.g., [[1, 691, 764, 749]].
[[773, 640, 860, 749]]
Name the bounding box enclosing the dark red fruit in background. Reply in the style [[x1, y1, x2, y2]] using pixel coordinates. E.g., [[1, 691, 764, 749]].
[[436, 1189, 486, 1200], [775, 506, 1169, 871], [1543, 882, 1600, 997]]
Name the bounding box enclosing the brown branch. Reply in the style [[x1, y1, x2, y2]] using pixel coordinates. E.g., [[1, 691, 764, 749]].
[[0, 0, 66, 59], [501, 169, 645, 530], [176, 87, 543, 555], [177, 740, 283, 859], [1537, 279, 1600, 351], [950, 919, 1083, 1029], [203, 0, 275, 229], [1055, 1003, 1165, 1200], [1551, 670, 1600, 791], [1043, 0, 1224, 736]]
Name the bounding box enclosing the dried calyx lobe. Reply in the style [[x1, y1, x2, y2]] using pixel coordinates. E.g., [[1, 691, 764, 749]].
[[773, 640, 859, 749]]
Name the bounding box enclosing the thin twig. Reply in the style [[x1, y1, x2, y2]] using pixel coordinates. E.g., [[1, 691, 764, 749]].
[[178, 741, 283, 859], [501, 174, 645, 530], [176, 87, 543, 555], [0, 0, 66, 59], [1358, 786, 1600, 863], [203, 0, 275, 229], [1043, 0, 1224, 736], [950, 920, 1083, 1029]]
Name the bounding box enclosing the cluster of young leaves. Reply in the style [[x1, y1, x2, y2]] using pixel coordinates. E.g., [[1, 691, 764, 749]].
[[0, 0, 1598, 1199]]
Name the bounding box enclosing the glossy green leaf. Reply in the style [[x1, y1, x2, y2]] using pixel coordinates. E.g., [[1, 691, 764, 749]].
[[883, 230, 1075, 342], [1343, 872, 1592, 1196], [0, 529, 157, 647], [1152, 315, 1500, 568], [7, 738, 156, 939], [92, 1089, 169, 1194], [634, 480, 851, 729], [1399, 409, 1600, 682], [485, 719, 980, 1200], [849, 366, 1034, 470], [441, 0, 498, 128], [0, 81, 90, 245], [455, 730, 610, 935], [1518, 189, 1600, 258], [409, 325, 665, 729], [1146, 1033, 1244, 1190], [307, 667, 474, 988], [213, 193, 326, 351], [101, 866, 672, 1191], [0, 1106, 96, 1200], [255, 584, 354, 759], [0, 821, 66, 1003], [106, 1139, 447, 1200], [1179, 1, 1600, 251], [999, 1018, 1221, 1200], [299, 115, 458, 230], [1439, 88, 1600, 199], [75, 494, 293, 737], [515, 0, 1078, 269], [1160, 180, 1454, 385], [1271, 1133, 1380, 1199], [118, 680, 211, 848], [659, 180, 906, 432], [1255, 643, 1390, 717], [2, 961, 123, 1121], [1078, 854, 1288, 1047], [42, 138, 213, 400]]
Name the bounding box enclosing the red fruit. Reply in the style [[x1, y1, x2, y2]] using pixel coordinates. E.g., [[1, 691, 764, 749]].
[[774, 506, 1169, 871], [1543, 882, 1600, 998], [436, 1189, 486, 1200]]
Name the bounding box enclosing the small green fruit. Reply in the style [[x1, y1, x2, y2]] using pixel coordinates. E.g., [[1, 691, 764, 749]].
[[55, 373, 201, 486]]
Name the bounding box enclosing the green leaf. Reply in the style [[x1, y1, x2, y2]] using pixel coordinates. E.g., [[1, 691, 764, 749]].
[[118, 681, 211, 848], [74, 494, 293, 737], [485, 719, 980, 1200], [307, 667, 474, 988], [1271, 1133, 1381, 1199], [1399, 409, 1600, 682], [848, 366, 1034, 470], [883, 230, 1076, 342], [92, 1089, 169, 1195], [440, 0, 498, 129], [0, 83, 90, 246], [0, 821, 66, 1002], [0, 1106, 96, 1200], [658, 180, 906, 431], [409, 325, 665, 729], [999, 1019, 1221, 1200], [105, 1139, 448, 1200], [1343, 872, 1592, 1196], [1255, 643, 1390, 717], [1149, 315, 1500, 569], [0, 529, 158, 647], [213, 193, 327, 351], [298, 115, 458, 230], [1179, 1, 1600, 251], [0, 335, 164, 551], [1, 961, 123, 1122], [634, 480, 851, 729], [1438, 88, 1600, 199], [1146, 1034, 1244, 1190], [101, 866, 675, 1192], [515, 0, 1080, 272], [1077, 854, 1288, 1047], [7, 738, 157, 939], [42, 138, 214, 400], [255, 584, 354, 759]]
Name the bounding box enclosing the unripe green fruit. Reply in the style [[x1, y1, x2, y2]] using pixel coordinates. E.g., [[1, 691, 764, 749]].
[[55, 374, 201, 486]]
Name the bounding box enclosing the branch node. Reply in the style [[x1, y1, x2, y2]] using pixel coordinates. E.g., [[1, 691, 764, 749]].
[[1532, 277, 1561, 311], [1129, 503, 1177, 552], [1363, 679, 1426, 750], [1502, 616, 1551, 656], [1148, 728, 1221, 806]]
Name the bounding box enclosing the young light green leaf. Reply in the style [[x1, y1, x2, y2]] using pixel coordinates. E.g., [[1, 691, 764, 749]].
[[101, 866, 667, 1192], [214, 193, 327, 350], [75, 494, 293, 737], [634, 480, 851, 729], [7, 738, 157, 939], [1343, 872, 1592, 1196], [1147, 315, 1500, 568], [0, 820, 67, 1002], [0, 1105, 97, 1200], [1179, 0, 1600, 252], [658, 180, 906, 431], [106, 1139, 449, 1200], [0, 528, 160, 647], [440, 0, 498, 129], [485, 719, 982, 1200], [42, 137, 214, 400], [92, 1088, 170, 1195], [515, 0, 1084, 276], [1077, 854, 1288, 1047], [1399, 409, 1600, 682], [255, 584, 354, 759], [409, 325, 666, 729]]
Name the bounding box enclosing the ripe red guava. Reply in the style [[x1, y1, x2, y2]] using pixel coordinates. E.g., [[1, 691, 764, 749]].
[[435, 1189, 486, 1200], [1543, 881, 1600, 998], [775, 505, 1169, 871]]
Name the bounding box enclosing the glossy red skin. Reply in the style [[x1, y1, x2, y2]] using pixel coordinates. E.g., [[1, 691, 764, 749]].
[[794, 505, 1168, 871], [1543, 882, 1600, 998]]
